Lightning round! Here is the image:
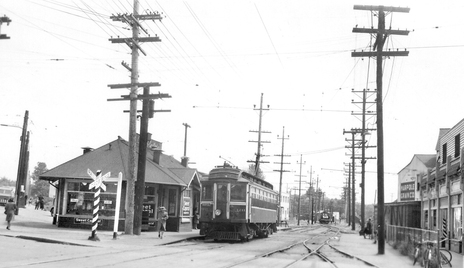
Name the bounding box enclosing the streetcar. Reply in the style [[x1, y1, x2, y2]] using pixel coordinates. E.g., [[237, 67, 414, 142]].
[[317, 211, 333, 224], [0, 186, 15, 206], [199, 164, 278, 241]]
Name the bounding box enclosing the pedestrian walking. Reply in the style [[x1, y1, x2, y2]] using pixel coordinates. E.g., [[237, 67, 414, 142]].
[[193, 207, 199, 230], [363, 218, 373, 239], [157, 206, 168, 239], [4, 198, 16, 230]]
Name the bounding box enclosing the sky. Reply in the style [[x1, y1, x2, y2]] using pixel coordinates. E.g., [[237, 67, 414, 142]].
[[1, 0, 464, 205]]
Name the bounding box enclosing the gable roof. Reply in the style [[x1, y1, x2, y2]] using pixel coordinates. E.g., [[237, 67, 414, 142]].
[[39, 136, 188, 187]]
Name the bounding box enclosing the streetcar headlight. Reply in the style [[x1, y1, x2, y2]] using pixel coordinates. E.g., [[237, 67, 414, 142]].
[[215, 209, 222, 216]]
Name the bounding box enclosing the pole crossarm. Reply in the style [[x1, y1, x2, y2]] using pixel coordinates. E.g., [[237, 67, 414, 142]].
[[352, 51, 409, 57], [108, 93, 170, 102], [109, 37, 161, 43], [353, 5, 410, 13], [352, 28, 410, 36], [108, 82, 161, 89], [110, 13, 163, 21]]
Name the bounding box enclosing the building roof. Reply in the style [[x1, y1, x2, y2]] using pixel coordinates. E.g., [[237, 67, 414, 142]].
[[415, 154, 436, 169], [398, 154, 436, 174], [39, 136, 198, 187]]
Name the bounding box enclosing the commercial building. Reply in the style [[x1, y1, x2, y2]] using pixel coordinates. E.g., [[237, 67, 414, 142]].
[[39, 136, 201, 232], [398, 120, 464, 254]]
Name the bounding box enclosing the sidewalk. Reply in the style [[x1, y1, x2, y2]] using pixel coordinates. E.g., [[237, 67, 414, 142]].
[[332, 224, 463, 268], [1, 206, 201, 248]]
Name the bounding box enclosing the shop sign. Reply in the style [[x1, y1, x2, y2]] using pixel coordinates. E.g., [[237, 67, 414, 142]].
[[400, 181, 415, 201], [183, 197, 191, 217], [74, 218, 101, 225]]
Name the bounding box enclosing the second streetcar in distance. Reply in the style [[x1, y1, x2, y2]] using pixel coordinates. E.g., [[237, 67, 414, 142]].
[[199, 165, 278, 241]]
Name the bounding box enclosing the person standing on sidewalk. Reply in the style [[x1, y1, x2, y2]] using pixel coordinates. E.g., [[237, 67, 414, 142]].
[[4, 198, 16, 230], [157, 207, 168, 239]]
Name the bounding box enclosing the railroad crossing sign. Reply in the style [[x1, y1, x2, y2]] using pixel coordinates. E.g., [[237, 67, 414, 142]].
[[87, 169, 110, 191], [87, 169, 110, 241]]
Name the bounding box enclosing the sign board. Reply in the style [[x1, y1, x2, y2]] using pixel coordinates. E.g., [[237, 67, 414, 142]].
[[400, 181, 415, 201]]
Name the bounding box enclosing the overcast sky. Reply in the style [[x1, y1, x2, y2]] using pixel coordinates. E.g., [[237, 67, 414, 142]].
[[1, 0, 463, 205]]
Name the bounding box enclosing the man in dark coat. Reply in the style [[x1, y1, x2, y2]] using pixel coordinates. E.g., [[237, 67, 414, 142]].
[[5, 198, 17, 230]]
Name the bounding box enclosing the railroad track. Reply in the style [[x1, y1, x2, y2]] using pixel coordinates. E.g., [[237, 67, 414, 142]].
[[223, 225, 379, 268]]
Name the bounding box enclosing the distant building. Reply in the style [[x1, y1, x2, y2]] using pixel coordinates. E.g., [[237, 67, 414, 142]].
[[398, 154, 435, 202], [280, 192, 290, 222]]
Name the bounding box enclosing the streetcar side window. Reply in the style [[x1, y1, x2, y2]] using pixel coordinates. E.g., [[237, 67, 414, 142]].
[[230, 184, 246, 202], [202, 184, 213, 201]]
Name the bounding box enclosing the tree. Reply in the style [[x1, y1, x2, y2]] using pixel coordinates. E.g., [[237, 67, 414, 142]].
[[246, 164, 265, 180], [30, 162, 49, 198], [0, 177, 16, 187]]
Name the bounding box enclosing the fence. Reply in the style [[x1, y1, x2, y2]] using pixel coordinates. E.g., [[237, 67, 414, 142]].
[[386, 224, 445, 267], [386, 224, 439, 246]]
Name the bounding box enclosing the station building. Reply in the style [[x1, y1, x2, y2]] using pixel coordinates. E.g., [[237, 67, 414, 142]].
[[39, 136, 201, 232], [398, 119, 463, 254]]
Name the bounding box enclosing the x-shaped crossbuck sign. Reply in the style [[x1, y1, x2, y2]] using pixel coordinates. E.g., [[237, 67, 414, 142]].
[[87, 169, 110, 191]]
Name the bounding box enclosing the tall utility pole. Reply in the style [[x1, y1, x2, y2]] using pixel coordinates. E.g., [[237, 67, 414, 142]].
[[182, 123, 191, 157], [248, 93, 270, 176], [133, 88, 170, 235], [107, 1, 163, 235], [352, 5, 410, 254], [14, 110, 29, 214], [0, 15, 11, 39], [296, 154, 305, 226], [347, 164, 351, 225], [273, 126, 290, 226], [351, 88, 376, 230], [308, 166, 314, 224]]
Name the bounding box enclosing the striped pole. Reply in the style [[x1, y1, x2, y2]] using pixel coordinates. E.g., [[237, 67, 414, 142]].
[[87, 169, 109, 241], [89, 182, 101, 241]]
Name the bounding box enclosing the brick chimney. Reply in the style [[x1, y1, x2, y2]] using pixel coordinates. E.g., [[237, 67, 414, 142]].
[[153, 149, 162, 165], [148, 139, 163, 164], [81, 147, 93, 155], [181, 156, 189, 167]]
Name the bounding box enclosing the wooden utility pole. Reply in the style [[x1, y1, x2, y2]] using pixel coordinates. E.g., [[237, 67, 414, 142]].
[[273, 126, 290, 226], [107, 1, 163, 235], [352, 5, 410, 254], [14, 110, 29, 214], [296, 154, 305, 226], [248, 93, 270, 176], [347, 163, 351, 225], [183, 123, 191, 157], [352, 89, 376, 230]]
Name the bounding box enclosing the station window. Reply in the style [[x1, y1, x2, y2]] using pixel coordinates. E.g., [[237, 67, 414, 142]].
[[66, 180, 117, 217]]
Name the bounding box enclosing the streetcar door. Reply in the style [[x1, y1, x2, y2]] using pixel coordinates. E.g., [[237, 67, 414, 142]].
[[216, 183, 228, 220]]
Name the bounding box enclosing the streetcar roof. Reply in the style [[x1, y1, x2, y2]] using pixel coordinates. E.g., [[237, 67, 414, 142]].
[[207, 167, 274, 190]]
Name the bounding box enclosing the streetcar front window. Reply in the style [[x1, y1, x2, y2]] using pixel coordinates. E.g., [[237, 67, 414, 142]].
[[202, 184, 213, 201], [230, 184, 246, 202]]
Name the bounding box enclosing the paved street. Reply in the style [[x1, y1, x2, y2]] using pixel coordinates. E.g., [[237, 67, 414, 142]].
[[1, 207, 462, 268]]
